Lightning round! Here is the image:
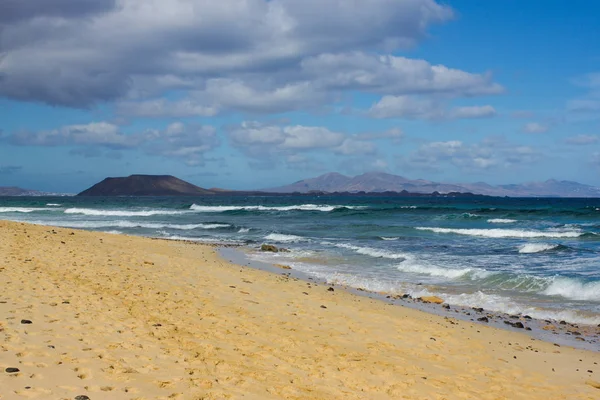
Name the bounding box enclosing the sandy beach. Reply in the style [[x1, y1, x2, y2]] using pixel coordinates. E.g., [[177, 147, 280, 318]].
[[1, 220, 599, 399]]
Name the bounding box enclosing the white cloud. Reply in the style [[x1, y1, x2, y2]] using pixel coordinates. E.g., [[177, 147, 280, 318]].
[[450, 105, 497, 119], [522, 122, 549, 134], [334, 138, 377, 155], [369, 96, 496, 120], [0, 0, 454, 107], [10, 122, 139, 148], [565, 134, 599, 145], [403, 137, 540, 172], [116, 99, 218, 118], [8, 120, 219, 166], [369, 96, 441, 119], [301, 52, 502, 96], [281, 126, 344, 149]]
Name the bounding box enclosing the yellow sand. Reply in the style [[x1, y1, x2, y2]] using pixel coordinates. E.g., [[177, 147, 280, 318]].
[[0, 220, 599, 400]]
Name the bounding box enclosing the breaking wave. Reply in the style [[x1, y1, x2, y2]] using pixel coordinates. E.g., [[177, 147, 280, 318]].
[[416, 227, 586, 238], [264, 233, 307, 242], [488, 218, 517, 224], [518, 243, 560, 254]]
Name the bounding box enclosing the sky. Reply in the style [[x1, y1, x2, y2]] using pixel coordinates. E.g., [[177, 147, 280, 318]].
[[0, 0, 599, 193]]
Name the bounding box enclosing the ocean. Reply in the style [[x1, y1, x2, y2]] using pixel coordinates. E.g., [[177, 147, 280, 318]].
[[2, 195, 600, 325]]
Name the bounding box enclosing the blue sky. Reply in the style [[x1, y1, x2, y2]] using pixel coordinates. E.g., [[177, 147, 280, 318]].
[[0, 0, 599, 192]]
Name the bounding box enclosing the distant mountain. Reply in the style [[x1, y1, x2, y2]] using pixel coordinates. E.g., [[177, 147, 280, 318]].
[[0, 186, 60, 196], [265, 172, 600, 197], [78, 175, 215, 196]]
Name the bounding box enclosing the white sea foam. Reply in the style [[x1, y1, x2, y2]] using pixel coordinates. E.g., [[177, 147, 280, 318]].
[[264, 233, 307, 242], [158, 235, 242, 244], [488, 218, 517, 224], [64, 208, 187, 217], [518, 243, 559, 254], [46, 203, 62, 206], [104, 230, 123, 235], [0, 207, 54, 213], [23, 220, 228, 230], [433, 291, 600, 325], [238, 228, 251, 233], [396, 260, 491, 280], [380, 236, 399, 241], [417, 227, 584, 238], [335, 243, 408, 260], [463, 213, 481, 218], [542, 278, 600, 301], [190, 204, 364, 212]]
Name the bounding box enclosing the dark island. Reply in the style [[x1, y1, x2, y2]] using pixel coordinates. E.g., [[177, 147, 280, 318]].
[[78, 175, 215, 196]]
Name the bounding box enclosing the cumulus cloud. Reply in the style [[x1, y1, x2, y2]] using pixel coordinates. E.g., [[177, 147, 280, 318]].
[[226, 121, 397, 168], [0, 0, 456, 108], [369, 95, 496, 120], [228, 122, 345, 154], [403, 137, 540, 172], [301, 52, 502, 96], [116, 99, 218, 118], [9, 122, 139, 148], [522, 122, 549, 134], [450, 105, 497, 119], [565, 134, 599, 145], [0, 0, 502, 117], [6, 121, 219, 166]]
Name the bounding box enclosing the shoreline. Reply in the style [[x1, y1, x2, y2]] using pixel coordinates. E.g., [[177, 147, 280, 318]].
[[1, 220, 600, 399], [219, 246, 600, 352]]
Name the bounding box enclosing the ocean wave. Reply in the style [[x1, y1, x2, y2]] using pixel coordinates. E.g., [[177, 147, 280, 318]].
[[238, 228, 251, 233], [46, 203, 62, 206], [379, 236, 399, 241], [334, 243, 408, 260], [488, 218, 517, 224], [289, 269, 600, 324], [542, 278, 600, 301], [264, 233, 307, 242], [518, 243, 560, 254], [395, 259, 491, 280], [190, 204, 364, 212], [64, 208, 187, 217], [416, 227, 585, 238], [0, 207, 55, 213]]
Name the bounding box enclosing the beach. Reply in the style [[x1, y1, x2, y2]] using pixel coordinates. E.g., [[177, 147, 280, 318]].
[[1, 220, 599, 399]]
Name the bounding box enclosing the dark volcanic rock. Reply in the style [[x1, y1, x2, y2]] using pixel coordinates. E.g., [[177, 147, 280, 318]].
[[477, 317, 489, 323], [75, 396, 91, 400], [5, 367, 20, 373], [260, 244, 279, 253], [20, 319, 32, 324], [77, 174, 214, 196]]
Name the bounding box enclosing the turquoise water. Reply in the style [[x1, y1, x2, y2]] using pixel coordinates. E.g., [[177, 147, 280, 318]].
[[2, 195, 600, 324]]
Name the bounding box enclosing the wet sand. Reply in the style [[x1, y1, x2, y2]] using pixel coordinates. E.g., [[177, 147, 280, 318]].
[[1, 220, 599, 399]]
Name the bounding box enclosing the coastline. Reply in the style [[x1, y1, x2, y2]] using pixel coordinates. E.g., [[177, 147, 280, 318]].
[[219, 247, 600, 351], [1, 220, 599, 399]]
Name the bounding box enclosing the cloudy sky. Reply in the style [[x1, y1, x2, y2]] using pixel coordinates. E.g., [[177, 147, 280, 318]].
[[0, 0, 599, 192]]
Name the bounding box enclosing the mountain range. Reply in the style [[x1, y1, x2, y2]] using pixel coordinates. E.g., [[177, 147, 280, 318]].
[[264, 172, 600, 197]]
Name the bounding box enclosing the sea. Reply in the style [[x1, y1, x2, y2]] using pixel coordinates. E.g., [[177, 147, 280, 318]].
[[1, 195, 600, 326]]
